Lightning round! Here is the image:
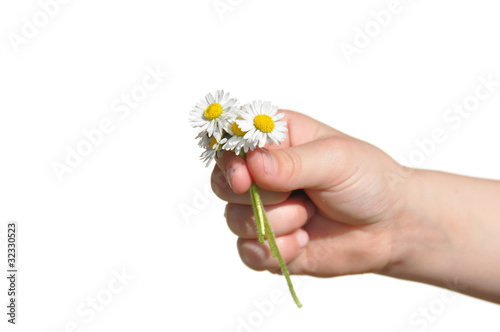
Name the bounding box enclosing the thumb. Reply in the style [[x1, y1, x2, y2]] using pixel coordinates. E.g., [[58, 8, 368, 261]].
[[246, 136, 347, 192]]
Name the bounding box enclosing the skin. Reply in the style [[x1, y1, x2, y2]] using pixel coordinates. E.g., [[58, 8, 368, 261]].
[[211, 110, 500, 304]]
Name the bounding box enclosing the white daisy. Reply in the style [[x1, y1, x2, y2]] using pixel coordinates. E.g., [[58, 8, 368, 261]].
[[200, 136, 227, 167], [196, 132, 211, 149], [189, 90, 237, 141], [222, 118, 253, 155], [236, 101, 287, 149]]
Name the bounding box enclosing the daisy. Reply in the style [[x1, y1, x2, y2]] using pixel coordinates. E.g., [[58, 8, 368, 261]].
[[189, 90, 237, 141], [236, 101, 287, 149], [200, 136, 227, 167], [196, 132, 211, 149], [222, 118, 253, 155]]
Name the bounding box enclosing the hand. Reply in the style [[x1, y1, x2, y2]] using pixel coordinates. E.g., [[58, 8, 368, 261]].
[[211, 110, 407, 277]]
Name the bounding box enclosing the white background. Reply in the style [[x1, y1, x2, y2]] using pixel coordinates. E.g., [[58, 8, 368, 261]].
[[1, 0, 500, 331]]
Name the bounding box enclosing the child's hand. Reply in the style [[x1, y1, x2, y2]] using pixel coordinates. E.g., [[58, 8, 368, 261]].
[[211, 109, 500, 304], [211, 110, 406, 277]]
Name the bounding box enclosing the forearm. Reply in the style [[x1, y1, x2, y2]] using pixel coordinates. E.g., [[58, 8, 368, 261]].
[[385, 169, 500, 303]]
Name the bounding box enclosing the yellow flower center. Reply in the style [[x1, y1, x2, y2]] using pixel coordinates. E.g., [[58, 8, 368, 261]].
[[209, 137, 218, 149], [254, 114, 275, 133], [231, 121, 247, 137], [204, 103, 223, 120]]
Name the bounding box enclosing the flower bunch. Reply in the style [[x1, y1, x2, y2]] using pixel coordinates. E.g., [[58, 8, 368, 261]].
[[190, 90, 288, 166], [190, 90, 302, 308]]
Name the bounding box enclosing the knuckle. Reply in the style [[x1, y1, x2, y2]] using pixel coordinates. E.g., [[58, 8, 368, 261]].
[[319, 136, 354, 182], [321, 135, 347, 155], [211, 166, 229, 191], [237, 240, 267, 271], [210, 170, 227, 199], [280, 149, 302, 187], [226, 205, 256, 237]]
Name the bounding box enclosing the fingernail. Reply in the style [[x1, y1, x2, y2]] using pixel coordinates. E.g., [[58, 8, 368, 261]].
[[259, 149, 275, 175], [226, 168, 235, 189], [297, 229, 309, 248]]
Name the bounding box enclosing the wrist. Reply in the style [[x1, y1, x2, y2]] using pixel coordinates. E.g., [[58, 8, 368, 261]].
[[380, 169, 456, 288]]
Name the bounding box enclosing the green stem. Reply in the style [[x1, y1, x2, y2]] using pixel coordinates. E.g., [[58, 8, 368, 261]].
[[250, 183, 266, 244], [250, 183, 303, 308], [263, 212, 303, 308], [240, 151, 302, 307]]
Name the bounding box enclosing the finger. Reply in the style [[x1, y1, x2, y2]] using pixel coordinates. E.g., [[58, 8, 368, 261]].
[[225, 193, 316, 238], [246, 135, 352, 192], [216, 110, 339, 194], [284, 214, 393, 277], [211, 166, 290, 205], [278, 110, 341, 147], [237, 228, 310, 271], [215, 150, 252, 195]]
